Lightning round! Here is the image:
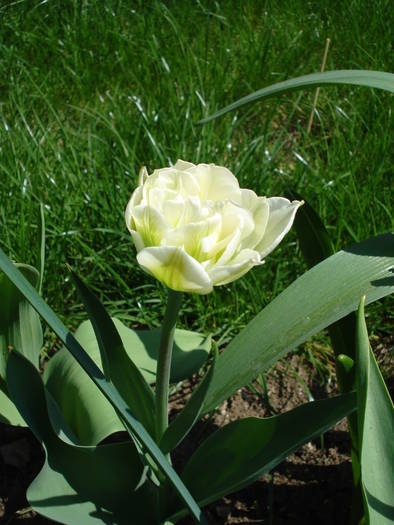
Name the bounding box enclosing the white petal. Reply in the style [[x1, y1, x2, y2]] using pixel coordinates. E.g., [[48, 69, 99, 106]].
[[132, 205, 169, 246], [137, 246, 213, 294], [256, 198, 302, 258], [125, 187, 143, 233], [130, 230, 145, 252], [188, 164, 240, 201], [174, 159, 196, 171], [148, 187, 179, 211], [239, 191, 269, 250], [163, 212, 221, 259], [208, 249, 261, 286], [162, 198, 186, 227], [148, 167, 179, 193], [138, 166, 149, 186], [220, 200, 254, 239], [215, 228, 241, 265]]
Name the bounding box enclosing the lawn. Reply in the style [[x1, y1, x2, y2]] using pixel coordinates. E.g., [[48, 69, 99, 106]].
[[1, 0, 392, 338]]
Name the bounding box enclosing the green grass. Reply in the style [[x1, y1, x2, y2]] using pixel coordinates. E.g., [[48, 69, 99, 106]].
[[0, 0, 392, 344]]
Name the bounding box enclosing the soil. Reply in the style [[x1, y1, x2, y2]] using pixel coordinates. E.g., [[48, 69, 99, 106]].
[[0, 336, 392, 525]]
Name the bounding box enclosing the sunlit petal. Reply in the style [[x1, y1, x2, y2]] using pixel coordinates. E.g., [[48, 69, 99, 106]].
[[209, 249, 261, 286], [256, 197, 302, 258], [137, 246, 213, 294]]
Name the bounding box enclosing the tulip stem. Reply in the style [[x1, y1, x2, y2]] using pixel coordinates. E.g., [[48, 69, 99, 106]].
[[155, 289, 182, 443]]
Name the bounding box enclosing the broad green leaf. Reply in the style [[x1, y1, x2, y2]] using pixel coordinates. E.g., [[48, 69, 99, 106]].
[[0, 387, 25, 426], [355, 298, 394, 525], [160, 354, 216, 455], [169, 393, 356, 521], [6, 351, 157, 525], [199, 70, 394, 123], [44, 346, 124, 445], [289, 190, 357, 363], [44, 319, 211, 445], [0, 263, 43, 425], [71, 271, 156, 437], [74, 318, 211, 386], [286, 189, 334, 268], [203, 233, 393, 413], [0, 249, 206, 525], [0, 263, 42, 377]]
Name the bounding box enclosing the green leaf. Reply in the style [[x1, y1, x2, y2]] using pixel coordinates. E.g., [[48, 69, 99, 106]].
[[286, 189, 334, 268], [288, 190, 357, 364], [0, 263, 42, 376], [6, 350, 157, 525], [71, 270, 156, 437], [160, 354, 216, 455], [74, 319, 210, 385], [44, 319, 211, 445], [0, 387, 25, 426], [199, 70, 394, 123], [355, 298, 394, 525], [44, 345, 124, 445], [0, 263, 43, 425], [202, 233, 394, 413], [169, 392, 356, 520], [0, 249, 206, 525]]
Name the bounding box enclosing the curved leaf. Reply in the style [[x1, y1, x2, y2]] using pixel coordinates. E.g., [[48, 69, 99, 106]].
[[355, 299, 394, 525], [0, 263, 42, 375], [286, 189, 334, 268], [0, 387, 25, 425], [72, 319, 210, 385], [44, 319, 211, 445], [203, 233, 394, 412], [170, 392, 356, 520], [199, 70, 394, 123], [7, 351, 156, 525], [0, 249, 206, 525], [0, 263, 42, 425], [71, 271, 156, 437]]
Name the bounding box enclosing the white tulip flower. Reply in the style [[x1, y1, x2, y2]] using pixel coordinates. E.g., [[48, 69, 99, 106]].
[[125, 160, 302, 294]]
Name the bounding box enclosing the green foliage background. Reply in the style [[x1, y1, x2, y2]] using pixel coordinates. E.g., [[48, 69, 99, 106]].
[[0, 0, 392, 338]]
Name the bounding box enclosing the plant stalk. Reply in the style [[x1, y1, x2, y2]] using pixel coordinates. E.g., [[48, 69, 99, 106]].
[[155, 289, 182, 443]]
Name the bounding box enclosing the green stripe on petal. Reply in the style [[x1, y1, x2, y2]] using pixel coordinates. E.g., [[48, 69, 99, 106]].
[[132, 205, 169, 247], [137, 247, 213, 294]]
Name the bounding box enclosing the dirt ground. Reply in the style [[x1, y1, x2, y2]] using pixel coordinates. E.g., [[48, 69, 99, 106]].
[[1, 336, 392, 525]]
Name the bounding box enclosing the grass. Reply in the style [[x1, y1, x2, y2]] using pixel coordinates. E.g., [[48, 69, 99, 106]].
[[0, 0, 392, 346]]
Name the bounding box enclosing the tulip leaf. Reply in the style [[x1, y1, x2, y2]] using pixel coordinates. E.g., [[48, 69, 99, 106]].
[[160, 353, 216, 455], [285, 189, 334, 268], [203, 233, 394, 412], [0, 387, 25, 425], [70, 270, 156, 437], [355, 298, 394, 525], [0, 263, 42, 376], [0, 263, 43, 425], [288, 189, 357, 364], [6, 350, 158, 525], [169, 392, 356, 521], [0, 249, 207, 525], [199, 70, 394, 123], [71, 319, 210, 385], [44, 320, 211, 445]]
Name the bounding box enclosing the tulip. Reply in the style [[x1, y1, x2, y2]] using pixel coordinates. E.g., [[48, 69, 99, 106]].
[[125, 160, 302, 294]]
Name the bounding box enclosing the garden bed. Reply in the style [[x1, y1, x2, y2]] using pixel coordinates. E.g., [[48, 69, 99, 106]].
[[1, 336, 391, 524]]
